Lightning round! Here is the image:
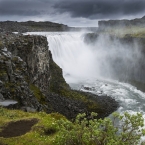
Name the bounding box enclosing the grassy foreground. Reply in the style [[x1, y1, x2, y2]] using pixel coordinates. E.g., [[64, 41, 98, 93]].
[[0, 107, 66, 145], [0, 107, 145, 145]]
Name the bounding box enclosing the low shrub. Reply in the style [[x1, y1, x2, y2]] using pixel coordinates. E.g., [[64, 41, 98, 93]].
[[53, 112, 145, 145]]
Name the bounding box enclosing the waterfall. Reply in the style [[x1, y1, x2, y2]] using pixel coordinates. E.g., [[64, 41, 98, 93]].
[[47, 32, 101, 83], [46, 32, 143, 83], [27, 32, 145, 142], [26, 32, 144, 84]]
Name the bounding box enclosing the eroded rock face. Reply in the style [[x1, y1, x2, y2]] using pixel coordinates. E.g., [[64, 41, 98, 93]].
[[8, 35, 50, 93], [0, 33, 77, 114], [0, 38, 42, 110], [0, 33, 119, 120], [1, 34, 51, 92]]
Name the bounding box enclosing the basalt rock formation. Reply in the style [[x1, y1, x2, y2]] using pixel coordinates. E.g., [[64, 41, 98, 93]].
[[0, 32, 118, 120], [0, 33, 49, 111]]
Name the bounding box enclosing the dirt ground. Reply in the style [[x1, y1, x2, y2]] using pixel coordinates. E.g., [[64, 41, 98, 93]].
[[0, 118, 38, 138], [0, 143, 7, 145]]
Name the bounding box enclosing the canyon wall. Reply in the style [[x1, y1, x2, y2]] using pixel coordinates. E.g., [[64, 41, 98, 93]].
[[0, 33, 118, 119]]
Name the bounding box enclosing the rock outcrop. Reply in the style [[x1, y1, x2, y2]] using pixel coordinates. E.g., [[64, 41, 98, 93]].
[[0, 21, 69, 32], [98, 15, 145, 29], [0, 32, 118, 120], [0, 33, 52, 110], [0, 21, 98, 33]]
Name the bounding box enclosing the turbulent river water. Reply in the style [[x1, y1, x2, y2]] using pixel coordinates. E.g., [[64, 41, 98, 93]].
[[28, 32, 145, 140]]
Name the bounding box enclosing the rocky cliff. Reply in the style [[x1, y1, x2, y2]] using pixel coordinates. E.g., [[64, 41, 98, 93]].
[[0, 33, 50, 111], [98, 15, 145, 29], [0, 21, 69, 32], [0, 32, 118, 120], [0, 21, 98, 33]]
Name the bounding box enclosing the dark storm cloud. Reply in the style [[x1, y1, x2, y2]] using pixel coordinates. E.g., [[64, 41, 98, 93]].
[[0, 8, 40, 16], [53, 0, 145, 19], [0, 0, 145, 24], [0, 0, 53, 16]]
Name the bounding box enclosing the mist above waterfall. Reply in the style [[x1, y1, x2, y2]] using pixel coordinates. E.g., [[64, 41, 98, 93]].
[[47, 32, 143, 83], [27, 32, 143, 84], [47, 32, 100, 83], [85, 34, 143, 82]]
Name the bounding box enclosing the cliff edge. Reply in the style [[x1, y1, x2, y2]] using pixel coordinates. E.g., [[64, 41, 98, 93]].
[[0, 32, 118, 119], [0, 21, 69, 32], [98, 15, 145, 29]]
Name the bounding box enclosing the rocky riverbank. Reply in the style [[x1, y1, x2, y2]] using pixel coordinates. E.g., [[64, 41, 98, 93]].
[[0, 32, 118, 120]]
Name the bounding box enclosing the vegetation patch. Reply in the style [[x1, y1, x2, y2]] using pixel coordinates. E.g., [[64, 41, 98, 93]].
[[0, 107, 65, 145], [0, 41, 4, 49], [49, 51, 70, 94], [99, 26, 145, 38], [53, 112, 145, 145], [0, 107, 145, 144], [30, 84, 46, 104], [59, 89, 100, 112]]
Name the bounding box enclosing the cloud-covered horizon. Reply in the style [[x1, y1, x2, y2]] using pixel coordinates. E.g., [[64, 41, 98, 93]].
[[54, 0, 145, 19], [0, 0, 145, 27]]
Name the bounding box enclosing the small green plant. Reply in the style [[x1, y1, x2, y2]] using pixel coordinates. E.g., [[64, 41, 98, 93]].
[[30, 83, 46, 104], [0, 41, 4, 49], [54, 112, 145, 145]]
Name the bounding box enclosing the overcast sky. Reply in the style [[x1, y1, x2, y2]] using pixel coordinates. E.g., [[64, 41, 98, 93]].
[[0, 0, 145, 27]]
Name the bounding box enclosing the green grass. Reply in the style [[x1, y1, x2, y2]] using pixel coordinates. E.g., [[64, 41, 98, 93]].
[[0, 107, 66, 145], [0, 108, 144, 145], [30, 84, 46, 105], [0, 40, 4, 49], [101, 26, 145, 38]]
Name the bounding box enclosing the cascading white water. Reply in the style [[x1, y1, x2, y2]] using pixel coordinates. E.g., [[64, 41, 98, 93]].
[[27, 32, 145, 141], [27, 32, 142, 83], [47, 32, 100, 83]]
